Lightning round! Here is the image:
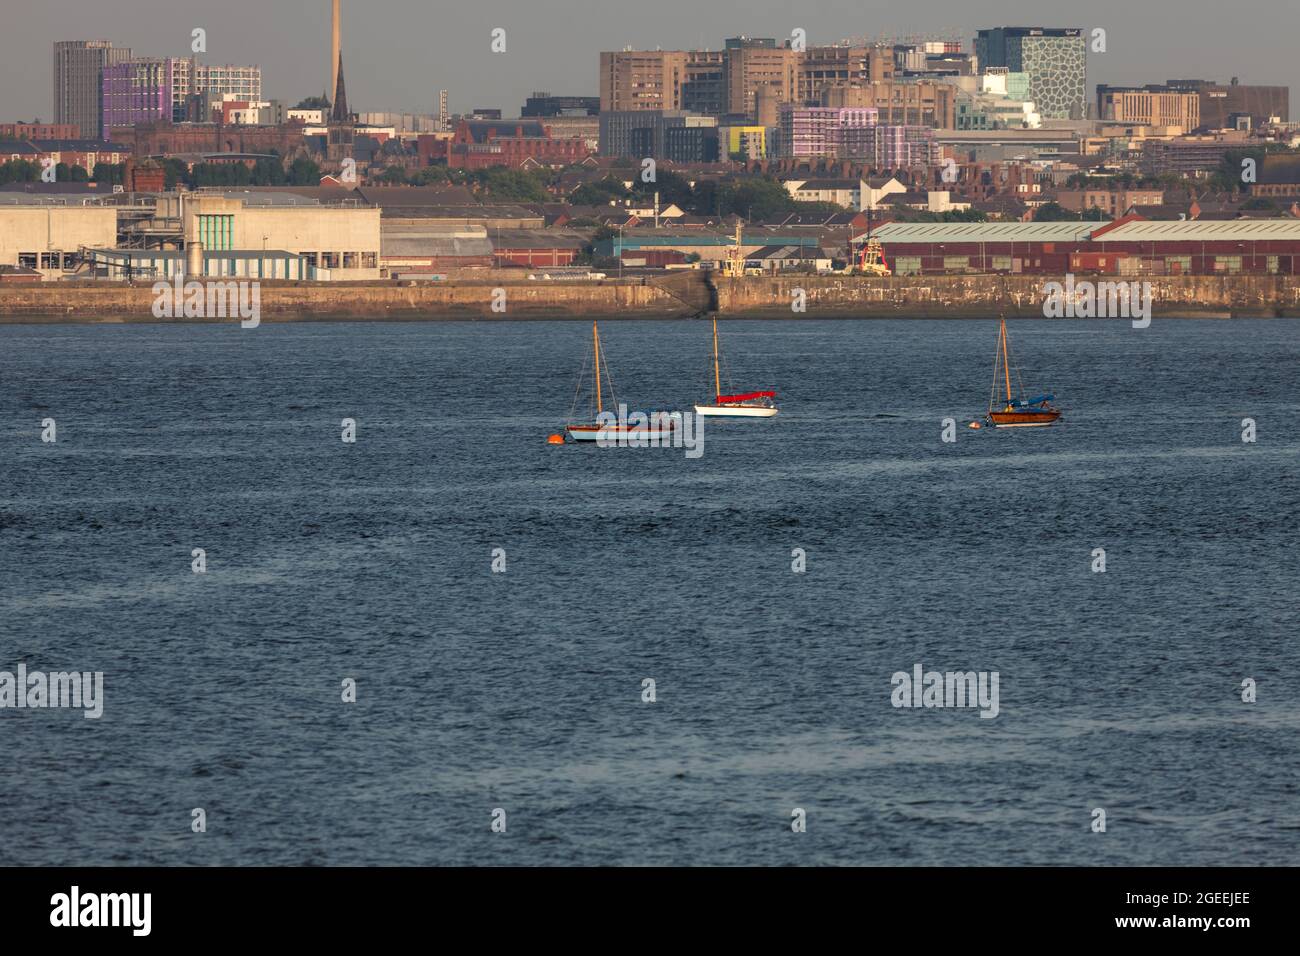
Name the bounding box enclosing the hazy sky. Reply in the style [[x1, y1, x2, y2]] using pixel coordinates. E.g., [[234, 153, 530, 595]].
[[4, 0, 1296, 120]]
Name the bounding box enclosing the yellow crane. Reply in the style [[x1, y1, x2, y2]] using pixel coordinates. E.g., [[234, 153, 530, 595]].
[[721, 223, 762, 277]]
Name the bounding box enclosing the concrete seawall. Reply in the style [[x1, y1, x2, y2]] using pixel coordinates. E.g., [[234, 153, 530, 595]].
[[2, 274, 1299, 322]]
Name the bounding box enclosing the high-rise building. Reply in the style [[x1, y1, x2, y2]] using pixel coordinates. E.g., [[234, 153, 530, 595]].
[[975, 28, 1086, 119], [1096, 86, 1200, 129], [722, 38, 798, 117], [600, 40, 897, 122], [821, 80, 956, 129], [102, 58, 263, 135], [1162, 78, 1288, 129], [776, 104, 937, 166], [102, 59, 173, 132], [600, 50, 690, 113], [54, 40, 133, 139], [598, 109, 717, 159], [778, 106, 878, 158]]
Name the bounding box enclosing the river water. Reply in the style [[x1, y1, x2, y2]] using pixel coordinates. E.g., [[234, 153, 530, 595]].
[[1, 317, 1297, 865]]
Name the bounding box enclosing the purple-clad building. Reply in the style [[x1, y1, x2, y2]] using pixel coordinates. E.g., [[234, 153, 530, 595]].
[[101, 58, 263, 140], [778, 106, 878, 158], [102, 59, 174, 139], [777, 104, 937, 166]]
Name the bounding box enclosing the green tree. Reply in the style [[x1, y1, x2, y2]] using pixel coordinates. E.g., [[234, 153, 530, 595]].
[[93, 162, 125, 186], [1032, 201, 1080, 222], [0, 160, 40, 184], [717, 178, 797, 220], [570, 176, 630, 206], [474, 168, 550, 202], [288, 156, 322, 186], [631, 169, 693, 208]]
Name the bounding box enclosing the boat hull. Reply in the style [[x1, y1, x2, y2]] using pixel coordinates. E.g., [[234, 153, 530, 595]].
[[565, 423, 678, 442], [693, 403, 778, 418], [987, 409, 1061, 428]]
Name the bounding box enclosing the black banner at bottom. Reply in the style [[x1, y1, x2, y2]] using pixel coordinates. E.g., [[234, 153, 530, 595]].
[[0, 866, 1274, 942]]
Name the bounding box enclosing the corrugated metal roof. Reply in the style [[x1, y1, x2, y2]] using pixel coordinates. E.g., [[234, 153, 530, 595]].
[[1096, 219, 1300, 241], [381, 236, 494, 257], [870, 222, 1098, 243]]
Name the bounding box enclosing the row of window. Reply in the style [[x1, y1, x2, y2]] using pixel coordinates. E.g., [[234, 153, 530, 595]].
[[304, 252, 379, 270], [889, 255, 1285, 275], [17, 252, 82, 270], [14, 251, 380, 273]]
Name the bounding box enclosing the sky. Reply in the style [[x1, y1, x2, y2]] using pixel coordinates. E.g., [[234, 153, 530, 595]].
[[2, 0, 1296, 120]]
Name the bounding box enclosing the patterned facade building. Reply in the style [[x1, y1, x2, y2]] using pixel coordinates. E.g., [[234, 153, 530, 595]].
[[975, 27, 1086, 120]]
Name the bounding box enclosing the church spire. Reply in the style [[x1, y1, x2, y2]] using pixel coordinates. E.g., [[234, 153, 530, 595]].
[[330, 51, 350, 122]]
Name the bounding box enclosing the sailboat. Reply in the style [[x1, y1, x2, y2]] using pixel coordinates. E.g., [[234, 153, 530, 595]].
[[564, 322, 678, 442], [692, 315, 779, 418], [984, 315, 1061, 428]]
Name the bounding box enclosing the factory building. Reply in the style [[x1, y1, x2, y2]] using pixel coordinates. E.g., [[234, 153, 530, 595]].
[[868, 218, 1300, 275], [161, 190, 381, 279], [0, 196, 118, 279]]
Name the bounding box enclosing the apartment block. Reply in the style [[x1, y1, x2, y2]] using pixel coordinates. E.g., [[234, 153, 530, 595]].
[[54, 40, 133, 139]]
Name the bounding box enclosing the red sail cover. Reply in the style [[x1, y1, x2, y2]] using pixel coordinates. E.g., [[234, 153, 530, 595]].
[[715, 391, 777, 404]]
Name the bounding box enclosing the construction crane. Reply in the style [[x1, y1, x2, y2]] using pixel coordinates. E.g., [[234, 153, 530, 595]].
[[721, 223, 760, 277]]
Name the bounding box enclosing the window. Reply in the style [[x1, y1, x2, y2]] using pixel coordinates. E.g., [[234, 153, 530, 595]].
[[991, 256, 1012, 272], [41, 253, 60, 269], [343, 252, 358, 269], [18, 253, 37, 269], [362, 252, 377, 269], [198, 214, 234, 251], [943, 256, 970, 272], [1267, 255, 1279, 274], [1214, 256, 1241, 274], [1165, 256, 1192, 274], [893, 256, 922, 276]]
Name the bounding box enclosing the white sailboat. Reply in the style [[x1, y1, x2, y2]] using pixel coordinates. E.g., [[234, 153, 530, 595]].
[[565, 322, 677, 442], [693, 315, 779, 418]]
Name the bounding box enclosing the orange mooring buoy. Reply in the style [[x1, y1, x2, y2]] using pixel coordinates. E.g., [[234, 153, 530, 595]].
[[547, 433, 566, 445], [969, 421, 982, 429]]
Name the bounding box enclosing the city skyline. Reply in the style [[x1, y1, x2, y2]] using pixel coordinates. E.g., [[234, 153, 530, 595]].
[[4, 0, 1297, 123]]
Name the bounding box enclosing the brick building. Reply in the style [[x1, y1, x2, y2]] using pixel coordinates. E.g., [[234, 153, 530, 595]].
[[438, 120, 591, 169]]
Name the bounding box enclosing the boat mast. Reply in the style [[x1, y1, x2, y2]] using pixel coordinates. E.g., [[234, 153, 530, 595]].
[[712, 315, 721, 398], [1000, 317, 1012, 405], [593, 321, 602, 415]]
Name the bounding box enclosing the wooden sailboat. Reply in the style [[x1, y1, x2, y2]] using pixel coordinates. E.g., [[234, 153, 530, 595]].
[[692, 314, 779, 418], [984, 315, 1061, 428], [565, 322, 677, 442]]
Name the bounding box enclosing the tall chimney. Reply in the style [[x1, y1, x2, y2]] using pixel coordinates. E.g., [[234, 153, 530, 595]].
[[330, 0, 341, 103]]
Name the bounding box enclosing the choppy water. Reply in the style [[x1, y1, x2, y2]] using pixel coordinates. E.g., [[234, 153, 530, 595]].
[[1, 317, 1297, 866]]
